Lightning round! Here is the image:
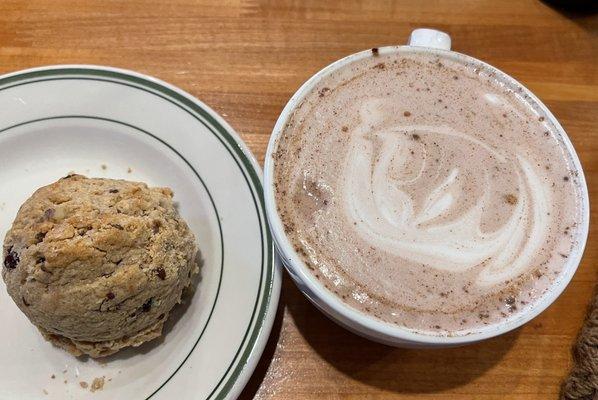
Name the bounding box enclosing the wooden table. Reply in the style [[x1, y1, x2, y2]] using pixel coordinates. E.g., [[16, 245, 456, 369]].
[[1, 1, 596, 398]]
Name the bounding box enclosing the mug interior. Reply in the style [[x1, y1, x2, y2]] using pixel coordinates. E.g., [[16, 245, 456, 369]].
[[263, 45, 590, 345]]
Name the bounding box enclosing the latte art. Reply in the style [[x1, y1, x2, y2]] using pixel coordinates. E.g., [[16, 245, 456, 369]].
[[273, 50, 583, 333], [344, 100, 550, 288]]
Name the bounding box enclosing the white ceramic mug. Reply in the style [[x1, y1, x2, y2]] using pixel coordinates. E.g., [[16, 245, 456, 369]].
[[263, 28, 590, 347]]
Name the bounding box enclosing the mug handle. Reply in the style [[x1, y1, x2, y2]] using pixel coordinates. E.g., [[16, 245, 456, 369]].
[[408, 28, 451, 51]]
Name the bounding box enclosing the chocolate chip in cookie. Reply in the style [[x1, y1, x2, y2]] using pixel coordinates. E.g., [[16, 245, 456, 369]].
[[142, 298, 153, 312], [35, 231, 47, 243], [3, 247, 19, 270]]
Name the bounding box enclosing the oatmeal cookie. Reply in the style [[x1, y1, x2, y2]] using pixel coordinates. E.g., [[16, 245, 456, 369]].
[[2, 175, 197, 357]]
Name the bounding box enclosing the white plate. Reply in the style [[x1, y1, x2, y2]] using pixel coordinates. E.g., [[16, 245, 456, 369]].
[[0, 65, 281, 400]]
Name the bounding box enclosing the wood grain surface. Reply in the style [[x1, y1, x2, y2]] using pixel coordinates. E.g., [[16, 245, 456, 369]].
[[1, 1, 596, 399]]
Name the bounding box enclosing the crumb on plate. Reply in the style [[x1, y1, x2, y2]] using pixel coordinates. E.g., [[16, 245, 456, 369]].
[[90, 376, 105, 392]]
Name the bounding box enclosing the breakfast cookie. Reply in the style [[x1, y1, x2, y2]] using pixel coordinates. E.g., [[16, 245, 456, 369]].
[[2, 175, 198, 357]]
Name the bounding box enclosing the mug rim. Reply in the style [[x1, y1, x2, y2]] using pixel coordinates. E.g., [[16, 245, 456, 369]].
[[263, 44, 591, 345]]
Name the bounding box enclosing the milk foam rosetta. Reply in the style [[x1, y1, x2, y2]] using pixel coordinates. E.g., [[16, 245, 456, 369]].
[[346, 103, 550, 288], [273, 50, 583, 333]]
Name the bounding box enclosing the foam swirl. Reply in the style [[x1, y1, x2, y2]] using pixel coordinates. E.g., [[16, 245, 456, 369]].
[[343, 99, 551, 287]]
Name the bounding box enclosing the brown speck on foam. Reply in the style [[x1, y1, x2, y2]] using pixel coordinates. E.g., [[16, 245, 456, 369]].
[[318, 87, 331, 97], [371, 47, 379, 56], [404, 111, 412, 117], [101, 164, 107, 170], [341, 126, 348, 132], [538, 116, 545, 122], [51, 374, 55, 379], [373, 62, 385, 70], [563, 176, 569, 181], [504, 194, 517, 205], [127, 167, 133, 173], [534, 270, 543, 278], [79, 381, 89, 389]]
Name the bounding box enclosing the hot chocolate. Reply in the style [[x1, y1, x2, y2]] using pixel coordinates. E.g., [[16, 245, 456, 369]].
[[273, 49, 584, 334]]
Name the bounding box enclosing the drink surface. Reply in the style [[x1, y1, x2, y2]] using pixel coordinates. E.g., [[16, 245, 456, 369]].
[[273, 49, 583, 334]]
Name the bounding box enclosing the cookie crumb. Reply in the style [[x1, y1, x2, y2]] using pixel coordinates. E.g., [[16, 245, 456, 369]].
[[79, 381, 88, 389], [64, 380, 68, 384], [101, 164, 107, 170], [90, 376, 105, 393], [127, 167, 133, 173], [43, 389, 48, 395], [404, 111, 411, 117], [51, 374, 55, 379]]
